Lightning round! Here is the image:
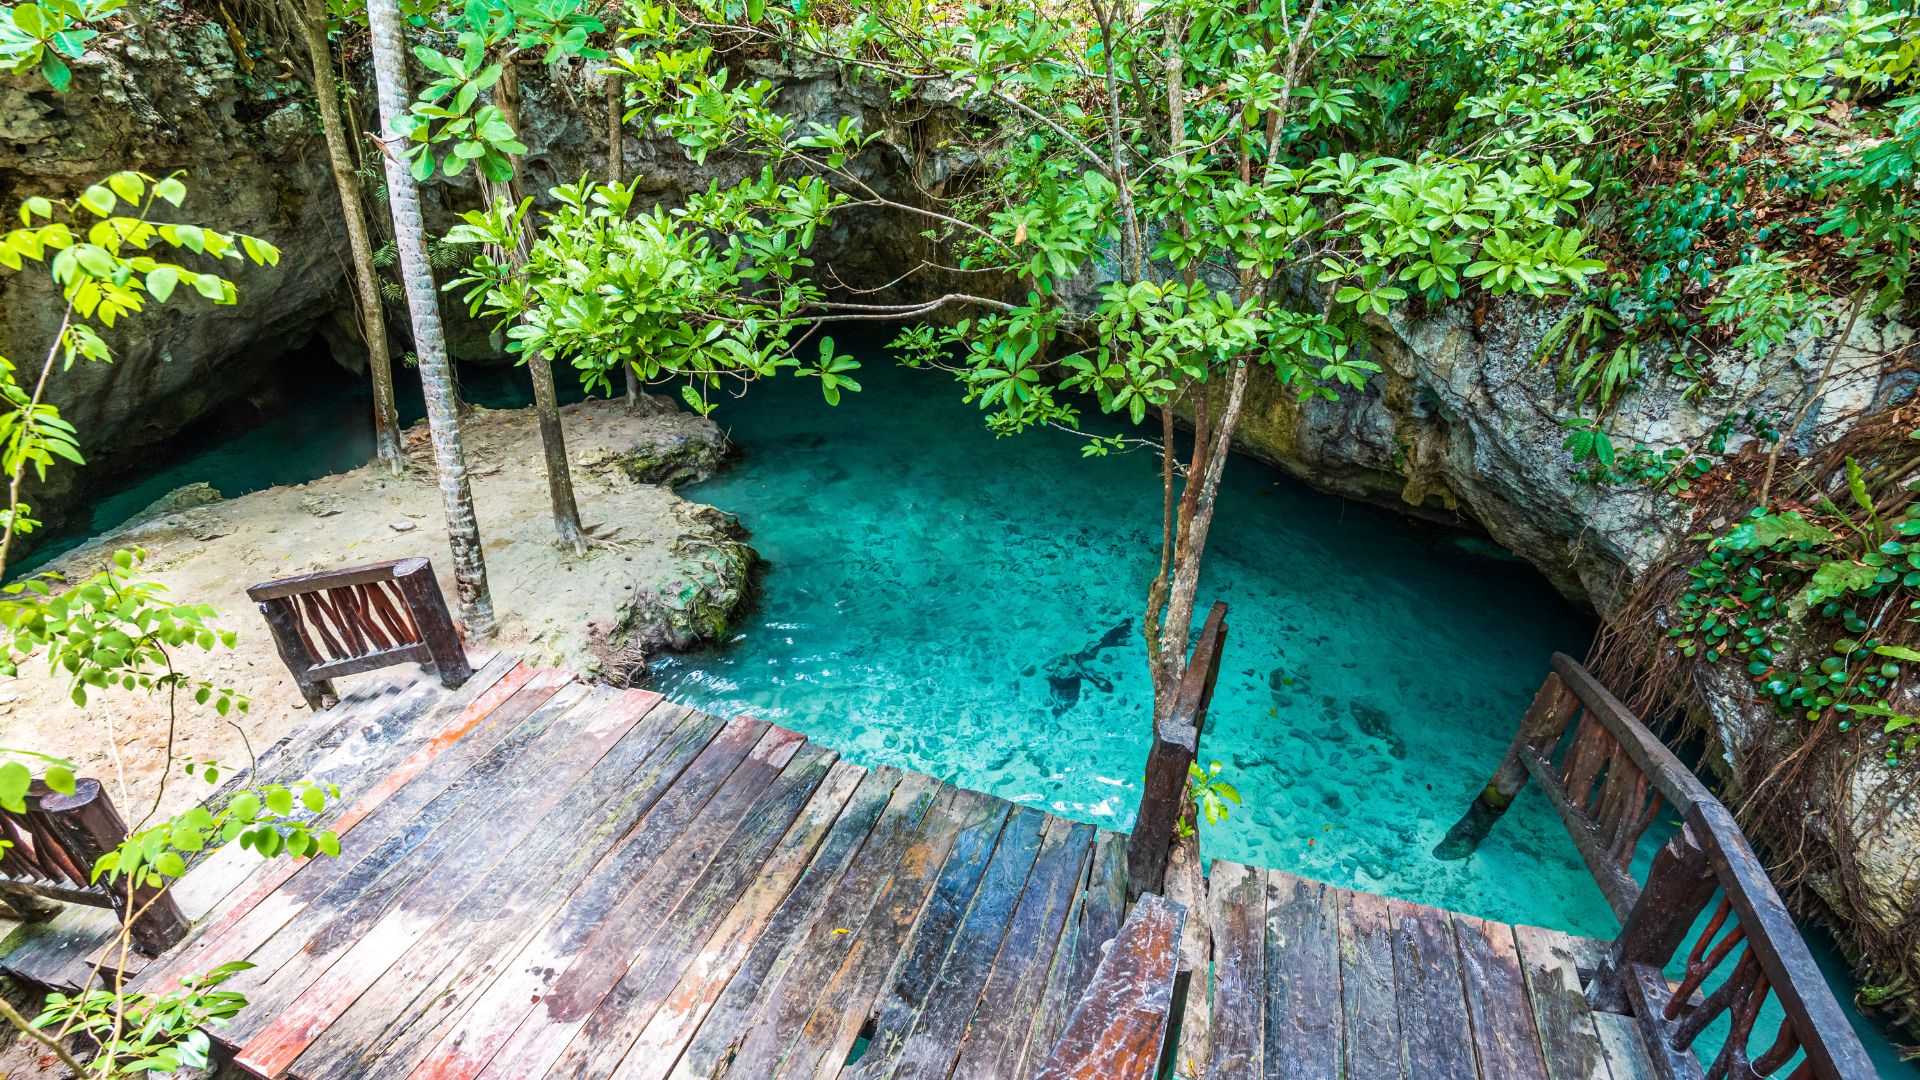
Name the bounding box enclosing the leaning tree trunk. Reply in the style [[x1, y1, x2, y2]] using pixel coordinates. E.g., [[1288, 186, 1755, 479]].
[[491, 65, 589, 555], [296, 0, 403, 473], [366, 0, 496, 638]]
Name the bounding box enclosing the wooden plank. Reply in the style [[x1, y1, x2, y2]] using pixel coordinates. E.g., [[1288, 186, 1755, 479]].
[[599, 760, 875, 1079], [838, 789, 1014, 1079], [1071, 829, 1128, 1002], [659, 771, 942, 1080], [1203, 860, 1266, 1080], [1015, 870, 1092, 1080], [1030, 892, 1185, 1080], [1454, 913, 1551, 1080], [466, 724, 810, 1080], [870, 804, 1050, 1080], [232, 685, 668, 1075], [539, 742, 845, 1077], [1337, 888, 1400, 1080], [1513, 924, 1613, 1080], [1389, 898, 1477, 1080], [404, 714, 771, 1080], [183, 677, 596, 1019], [132, 664, 563, 995], [625, 767, 916, 1080], [949, 817, 1094, 1080], [1589, 1012, 1660, 1080], [291, 704, 725, 1080], [724, 785, 1003, 1080], [1264, 871, 1341, 1080]]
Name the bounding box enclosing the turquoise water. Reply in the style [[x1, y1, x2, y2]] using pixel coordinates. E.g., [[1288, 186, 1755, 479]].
[[652, 361, 1610, 930], [32, 344, 1913, 1073]]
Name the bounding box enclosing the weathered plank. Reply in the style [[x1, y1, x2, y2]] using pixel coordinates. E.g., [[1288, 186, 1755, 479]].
[[1454, 913, 1551, 1080], [874, 804, 1050, 1080], [1513, 924, 1612, 1080], [1389, 898, 1477, 1080], [207, 678, 599, 1024], [1264, 871, 1341, 1080], [468, 725, 813, 1080], [737, 785, 1002, 1079], [1030, 892, 1185, 1080], [1015, 871, 1093, 1080], [540, 742, 843, 1077], [1203, 859, 1266, 1080], [844, 790, 1014, 1079], [1589, 1012, 1660, 1080], [1338, 885, 1400, 1079], [405, 714, 771, 1079], [132, 665, 563, 996], [1071, 829, 1128, 1002], [661, 771, 943, 1080], [949, 816, 1094, 1080], [603, 761, 880, 1079], [290, 705, 722, 1080], [231, 683, 660, 1074]]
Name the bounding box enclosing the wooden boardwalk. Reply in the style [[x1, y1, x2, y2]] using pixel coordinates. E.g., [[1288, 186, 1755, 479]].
[[1189, 862, 1654, 1080], [0, 652, 1733, 1079]]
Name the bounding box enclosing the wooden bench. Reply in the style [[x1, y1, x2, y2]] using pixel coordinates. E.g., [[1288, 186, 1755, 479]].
[[248, 557, 471, 710], [0, 779, 187, 955]]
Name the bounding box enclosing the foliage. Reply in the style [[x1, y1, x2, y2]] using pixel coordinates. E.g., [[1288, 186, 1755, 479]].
[[0, 0, 121, 90], [33, 963, 252, 1075], [393, 0, 605, 182], [0, 172, 345, 1079], [1671, 475, 1920, 768], [1182, 759, 1240, 836], [445, 175, 858, 410]]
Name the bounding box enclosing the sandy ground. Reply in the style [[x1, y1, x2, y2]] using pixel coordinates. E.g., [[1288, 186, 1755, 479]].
[[0, 396, 733, 830]]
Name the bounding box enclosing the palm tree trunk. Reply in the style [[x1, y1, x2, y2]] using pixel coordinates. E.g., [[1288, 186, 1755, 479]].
[[295, 0, 403, 473], [366, 0, 496, 639], [491, 65, 589, 554]]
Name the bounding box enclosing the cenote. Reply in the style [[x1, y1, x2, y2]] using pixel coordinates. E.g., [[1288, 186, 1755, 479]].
[[34, 342, 1916, 1073]]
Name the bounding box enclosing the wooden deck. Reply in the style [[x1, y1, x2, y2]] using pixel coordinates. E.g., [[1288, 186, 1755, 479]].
[[0, 654, 1673, 1079], [1190, 862, 1655, 1080]]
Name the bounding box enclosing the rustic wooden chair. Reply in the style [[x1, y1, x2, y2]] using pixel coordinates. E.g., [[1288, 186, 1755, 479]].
[[247, 557, 471, 710], [0, 779, 187, 955]]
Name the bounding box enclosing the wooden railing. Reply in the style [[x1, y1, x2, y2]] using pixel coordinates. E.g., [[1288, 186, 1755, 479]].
[[0, 779, 187, 955], [1126, 601, 1228, 903], [248, 557, 471, 710], [1030, 893, 1186, 1080], [1445, 652, 1877, 1080]]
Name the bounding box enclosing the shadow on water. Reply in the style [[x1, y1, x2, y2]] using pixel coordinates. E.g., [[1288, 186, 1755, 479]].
[[22, 337, 1918, 1073]]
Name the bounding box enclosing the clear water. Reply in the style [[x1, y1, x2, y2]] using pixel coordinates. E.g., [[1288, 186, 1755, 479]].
[[32, 343, 1914, 1073]]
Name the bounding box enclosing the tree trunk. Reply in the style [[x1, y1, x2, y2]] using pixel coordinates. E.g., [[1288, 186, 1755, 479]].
[[295, 0, 404, 474], [607, 78, 643, 413], [492, 66, 589, 554], [366, 0, 496, 639]]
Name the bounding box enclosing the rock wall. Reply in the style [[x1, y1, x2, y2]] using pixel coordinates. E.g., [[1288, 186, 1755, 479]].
[[1, 18, 341, 538]]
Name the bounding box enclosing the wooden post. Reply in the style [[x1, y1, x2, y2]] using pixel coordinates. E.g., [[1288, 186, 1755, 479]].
[[257, 595, 334, 710], [1587, 819, 1717, 1013], [37, 780, 188, 956], [393, 557, 472, 689], [1127, 602, 1227, 903], [1432, 672, 1576, 860]]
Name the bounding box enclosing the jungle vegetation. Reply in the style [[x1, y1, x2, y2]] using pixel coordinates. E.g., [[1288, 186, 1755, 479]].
[[3, 0, 1920, 1069]]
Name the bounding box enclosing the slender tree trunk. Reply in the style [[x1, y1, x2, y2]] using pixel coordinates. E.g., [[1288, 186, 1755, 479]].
[[491, 65, 589, 554], [295, 0, 403, 473], [366, 0, 496, 638], [608, 77, 642, 413]]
